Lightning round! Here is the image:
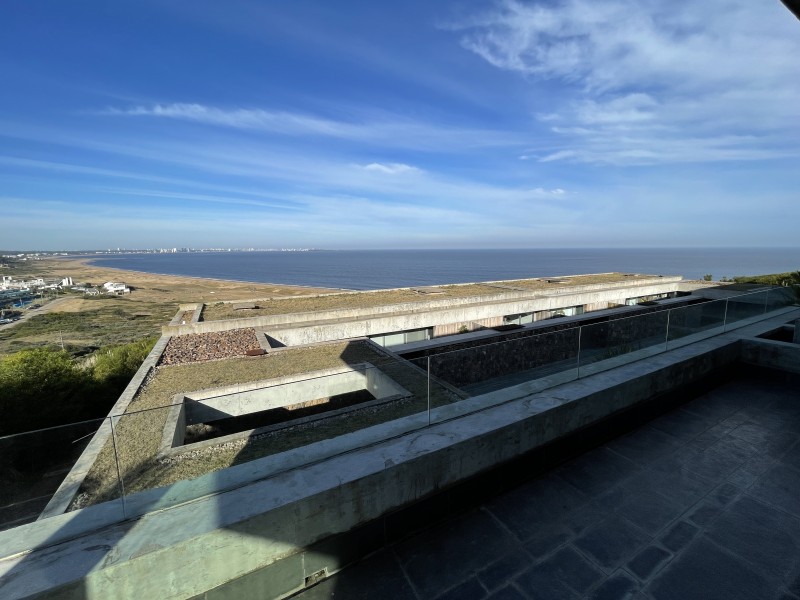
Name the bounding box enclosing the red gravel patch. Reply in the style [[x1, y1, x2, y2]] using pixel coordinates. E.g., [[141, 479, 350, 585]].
[[160, 329, 262, 365]]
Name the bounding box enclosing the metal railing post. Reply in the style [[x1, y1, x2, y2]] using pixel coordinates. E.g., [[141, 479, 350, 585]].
[[764, 288, 770, 314], [427, 356, 431, 426], [576, 326, 582, 378], [109, 416, 127, 517], [723, 299, 729, 332], [665, 309, 671, 351]]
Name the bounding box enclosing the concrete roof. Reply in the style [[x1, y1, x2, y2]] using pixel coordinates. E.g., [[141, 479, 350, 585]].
[[199, 273, 677, 322]]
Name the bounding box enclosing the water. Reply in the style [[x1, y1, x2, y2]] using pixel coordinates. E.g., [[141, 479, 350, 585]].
[[86, 248, 799, 290]]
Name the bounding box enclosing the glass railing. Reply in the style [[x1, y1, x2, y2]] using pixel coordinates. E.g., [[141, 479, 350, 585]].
[[665, 297, 727, 348], [99, 359, 433, 517], [0, 417, 122, 532], [0, 286, 795, 538], [578, 309, 669, 376]]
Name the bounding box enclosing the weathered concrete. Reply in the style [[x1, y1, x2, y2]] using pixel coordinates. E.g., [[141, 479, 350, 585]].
[[291, 372, 800, 600], [740, 337, 800, 374], [39, 335, 173, 519], [163, 277, 683, 341], [3, 310, 797, 600], [159, 364, 411, 452]]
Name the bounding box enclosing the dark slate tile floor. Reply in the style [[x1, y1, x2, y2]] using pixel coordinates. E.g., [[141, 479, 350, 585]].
[[293, 373, 800, 600]]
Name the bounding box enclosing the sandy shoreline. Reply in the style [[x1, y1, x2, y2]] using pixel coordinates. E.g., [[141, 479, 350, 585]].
[[44, 256, 342, 304], [0, 257, 342, 355]]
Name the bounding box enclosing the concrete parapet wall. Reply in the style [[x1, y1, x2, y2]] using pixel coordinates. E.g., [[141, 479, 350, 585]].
[[1, 322, 747, 600], [162, 278, 682, 338], [266, 283, 683, 346], [740, 337, 800, 374], [181, 364, 405, 423], [39, 335, 173, 519]]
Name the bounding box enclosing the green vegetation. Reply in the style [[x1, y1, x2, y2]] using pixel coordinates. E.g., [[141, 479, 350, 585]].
[[0, 338, 157, 436], [0, 299, 172, 356], [92, 338, 156, 387], [201, 273, 661, 321], [733, 271, 800, 287], [73, 340, 463, 508], [731, 271, 800, 302]]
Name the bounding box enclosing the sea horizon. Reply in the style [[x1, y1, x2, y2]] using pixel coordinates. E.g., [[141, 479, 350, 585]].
[[81, 247, 800, 291]]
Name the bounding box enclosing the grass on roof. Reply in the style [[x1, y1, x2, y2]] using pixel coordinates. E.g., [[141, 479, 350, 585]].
[[71, 340, 461, 509], [200, 273, 662, 322]]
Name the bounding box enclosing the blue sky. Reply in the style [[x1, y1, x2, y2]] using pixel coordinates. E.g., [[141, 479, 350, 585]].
[[1, 0, 799, 250]]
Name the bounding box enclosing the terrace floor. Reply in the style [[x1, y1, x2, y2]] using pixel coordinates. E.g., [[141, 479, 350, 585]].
[[293, 370, 800, 600]]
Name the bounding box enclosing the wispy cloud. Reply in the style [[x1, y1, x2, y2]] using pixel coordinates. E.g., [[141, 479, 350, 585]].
[[530, 187, 565, 197], [454, 0, 800, 165], [359, 162, 420, 174], [102, 103, 525, 152], [106, 103, 351, 136]]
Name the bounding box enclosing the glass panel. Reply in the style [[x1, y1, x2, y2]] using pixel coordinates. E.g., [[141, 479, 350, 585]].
[[666, 299, 727, 347], [725, 290, 768, 326], [111, 361, 431, 513], [423, 327, 580, 403], [0, 417, 117, 531], [578, 310, 669, 376], [404, 329, 428, 344], [383, 332, 405, 347], [766, 286, 797, 312]]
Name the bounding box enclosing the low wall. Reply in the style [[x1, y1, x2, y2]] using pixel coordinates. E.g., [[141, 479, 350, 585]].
[[269, 283, 682, 346], [1, 316, 755, 600], [39, 335, 173, 519], [410, 307, 683, 388], [740, 337, 800, 374], [162, 278, 683, 340], [181, 365, 407, 423]]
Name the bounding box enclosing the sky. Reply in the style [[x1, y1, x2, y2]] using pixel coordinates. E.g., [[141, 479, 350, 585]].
[[1, 0, 799, 250]]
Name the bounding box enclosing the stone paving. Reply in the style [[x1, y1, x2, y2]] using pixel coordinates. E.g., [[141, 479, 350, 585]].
[[293, 372, 800, 600]]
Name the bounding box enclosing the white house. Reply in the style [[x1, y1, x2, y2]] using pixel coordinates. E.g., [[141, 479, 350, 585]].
[[103, 282, 130, 295]]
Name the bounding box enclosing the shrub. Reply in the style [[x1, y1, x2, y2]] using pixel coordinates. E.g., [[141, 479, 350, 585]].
[[0, 338, 157, 436], [0, 348, 92, 435], [92, 337, 157, 386]]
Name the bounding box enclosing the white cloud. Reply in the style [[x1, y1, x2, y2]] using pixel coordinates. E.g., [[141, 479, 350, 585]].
[[530, 187, 566, 197], [107, 103, 351, 136], [102, 103, 525, 152], [360, 162, 419, 174], [455, 0, 800, 165]]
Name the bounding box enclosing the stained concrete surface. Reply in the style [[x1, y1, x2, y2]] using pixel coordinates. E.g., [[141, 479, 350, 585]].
[[292, 372, 800, 600]]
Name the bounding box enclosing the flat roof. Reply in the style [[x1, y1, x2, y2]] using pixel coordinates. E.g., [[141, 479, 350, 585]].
[[291, 370, 800, 600], [200, 273, 672, 321], [70, 339, 461, 510]]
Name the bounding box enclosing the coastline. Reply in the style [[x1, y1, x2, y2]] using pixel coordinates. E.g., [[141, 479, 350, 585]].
[[44, 256, 343, 304], [0, 256, 342, 356], [74, 255, 352, 293]]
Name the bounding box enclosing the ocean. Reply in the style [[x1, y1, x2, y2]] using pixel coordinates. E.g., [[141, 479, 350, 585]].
[[86, 248, 800, 291]]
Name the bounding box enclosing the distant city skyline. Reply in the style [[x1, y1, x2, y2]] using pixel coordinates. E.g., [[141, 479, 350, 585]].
[[1, 0, 799, 250]]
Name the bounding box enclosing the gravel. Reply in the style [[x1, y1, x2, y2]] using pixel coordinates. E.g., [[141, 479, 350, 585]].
[[159, 329, 260, 365]]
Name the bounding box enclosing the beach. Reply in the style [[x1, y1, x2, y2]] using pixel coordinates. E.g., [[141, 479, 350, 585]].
[[46, 256, 343, 304], [0, 256, 340, 356]]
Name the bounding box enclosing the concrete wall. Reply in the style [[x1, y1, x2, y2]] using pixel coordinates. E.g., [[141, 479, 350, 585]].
[[181, 366, 407, 424], [266, 282, 683, 347], [39, 335, 173, 519], [3, 313, 764, 600], [159, 364, 412, 453], [740, 338, 800, 374], [162, 278, 682, 339], [432, 316, 502, 337]]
